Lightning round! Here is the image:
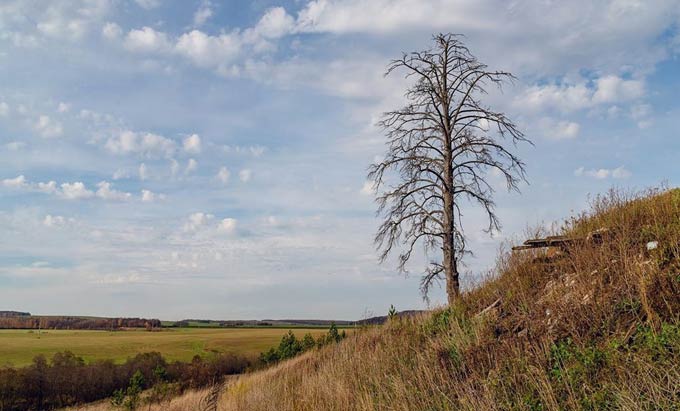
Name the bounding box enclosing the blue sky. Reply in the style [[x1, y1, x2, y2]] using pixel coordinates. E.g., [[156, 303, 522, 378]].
[[0, 0, 678, 320]]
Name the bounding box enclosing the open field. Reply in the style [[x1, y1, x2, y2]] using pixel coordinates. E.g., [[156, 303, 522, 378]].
[[0, 327, 334, 367]]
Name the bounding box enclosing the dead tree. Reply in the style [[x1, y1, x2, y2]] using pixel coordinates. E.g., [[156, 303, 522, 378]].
[[368, 34, 531, 305]]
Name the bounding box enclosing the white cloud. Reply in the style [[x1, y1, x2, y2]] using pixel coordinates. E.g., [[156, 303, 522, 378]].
[[574, 166, 632, 179], [35, 115, 63, 138], [551, 121, 580, 140], [174, 30, 241, 68], [141, 189, 164, 202], [185, 158, 198, 174], [60, 182, 94, 200], [193, 1, 213, 27], [184, 212, 214, 231], [36, 181, 58, 194], [216, 166, 230, 184], [519, 75, 645, 114], [238, 169, 252, 182], [183, 133, 201, 153], [630, 103, 653, 129], [218, 218, 237, 233], [102, 22, 122, 40], [43, 214, 74, 227], [0, 102, 9, 116], [248, 7, 295, 40], [1, 175, 27, 188], [105, 130, 176, 158], [611, 166, 632, 179], [124, 26, 171, 53], [134, 0, 161, 10], [592, 75, 645, 104], [520, 83, 591, 113], [95, 181, 132, 201]]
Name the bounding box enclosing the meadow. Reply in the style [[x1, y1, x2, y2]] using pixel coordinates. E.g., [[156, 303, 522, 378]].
[[0, 327, 331, 367]]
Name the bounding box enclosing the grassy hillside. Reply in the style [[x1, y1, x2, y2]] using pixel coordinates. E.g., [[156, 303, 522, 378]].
[[75, 188, 680, 411]]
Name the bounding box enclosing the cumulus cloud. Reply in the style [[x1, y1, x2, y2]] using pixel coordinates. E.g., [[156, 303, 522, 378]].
[[0, 176, 140, 201], [174, 30, 241, 69], [238, 169, 252, 182], [105, 130, 175, 158], [574, 166, 632, 179], [43, 214, 74, 227], [102, 22, 122, 40], [1, 175, 57, 193], [183, 212, 214, 231], [246, 7, 296, 40], [193, 0, 213, 27], [216, 166, 230, 184], [218, 218, 237, 233], [0, 102, 8, 116], [592, 75, 645, 104], [183, 134, 201, 153], [541, 119, 580, 140], [519, 75, 646, 114], [35, 115, 63, 138], [185, 158, 198, 174], [124, 26, 172, 53], [141, 189, 164, 202], [95, 181, 131, 201], [1, 175, 28, 189], [60, 182, 94, 200]]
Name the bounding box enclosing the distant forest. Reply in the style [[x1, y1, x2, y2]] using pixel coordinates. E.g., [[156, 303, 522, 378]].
[[0, 314, 161, 330]]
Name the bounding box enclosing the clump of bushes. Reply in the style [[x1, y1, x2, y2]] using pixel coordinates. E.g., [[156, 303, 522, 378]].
[[0, 350, 250, 411]]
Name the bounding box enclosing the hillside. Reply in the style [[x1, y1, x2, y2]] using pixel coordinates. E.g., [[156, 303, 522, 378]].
[[76, 188, 680, 411]]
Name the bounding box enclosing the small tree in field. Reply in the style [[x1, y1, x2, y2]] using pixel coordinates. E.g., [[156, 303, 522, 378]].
[[369, 33, 531, 305]]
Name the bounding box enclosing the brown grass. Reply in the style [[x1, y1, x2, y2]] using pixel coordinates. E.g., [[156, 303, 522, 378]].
[[77, 187, 680, 411]]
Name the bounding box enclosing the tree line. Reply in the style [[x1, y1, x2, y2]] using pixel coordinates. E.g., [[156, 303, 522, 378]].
[[0, 316, 161, 331]]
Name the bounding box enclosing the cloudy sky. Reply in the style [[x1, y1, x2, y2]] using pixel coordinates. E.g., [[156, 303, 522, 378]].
[[0, 0, 678, 320]]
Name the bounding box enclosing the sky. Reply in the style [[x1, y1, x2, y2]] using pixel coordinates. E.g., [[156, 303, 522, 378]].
[[0, 0, 679, 321]]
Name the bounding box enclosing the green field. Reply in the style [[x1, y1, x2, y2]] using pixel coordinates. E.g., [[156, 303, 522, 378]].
[[0, 328, 331, 367]]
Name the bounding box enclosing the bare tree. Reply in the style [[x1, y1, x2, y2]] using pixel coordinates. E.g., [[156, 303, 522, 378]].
[[368, 34, 531, 305]]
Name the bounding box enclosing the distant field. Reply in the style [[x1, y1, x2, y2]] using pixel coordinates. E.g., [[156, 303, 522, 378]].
[[0, 327, 332, 367]]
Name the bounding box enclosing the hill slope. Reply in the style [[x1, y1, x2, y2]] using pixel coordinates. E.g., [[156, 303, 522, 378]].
[[77, 188, 680, 411]]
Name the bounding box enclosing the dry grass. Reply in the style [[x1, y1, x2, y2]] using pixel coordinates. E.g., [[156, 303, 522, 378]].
[[78, 188, 680, 410]]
